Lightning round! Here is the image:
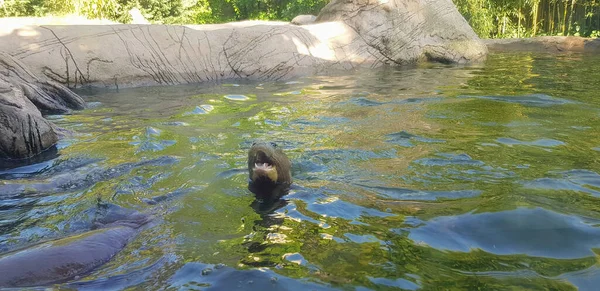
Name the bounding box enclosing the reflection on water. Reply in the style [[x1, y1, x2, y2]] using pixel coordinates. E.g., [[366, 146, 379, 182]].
[[2, 52, 600, 290]]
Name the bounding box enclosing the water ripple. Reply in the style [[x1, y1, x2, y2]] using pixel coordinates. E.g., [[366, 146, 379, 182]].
[[409, 207, 600, 259]]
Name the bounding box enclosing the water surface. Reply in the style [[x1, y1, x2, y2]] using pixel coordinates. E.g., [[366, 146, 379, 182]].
[[1, 52, 600, 290]]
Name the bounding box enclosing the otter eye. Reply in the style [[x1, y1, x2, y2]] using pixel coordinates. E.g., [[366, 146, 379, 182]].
[[252, 142, 257, 146], [270, 142, 278, 148]]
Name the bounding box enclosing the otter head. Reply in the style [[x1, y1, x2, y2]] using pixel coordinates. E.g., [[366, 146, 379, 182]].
[[247, 141, 292, 202]]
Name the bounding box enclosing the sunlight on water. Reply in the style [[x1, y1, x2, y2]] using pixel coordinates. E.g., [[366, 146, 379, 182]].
[[1, 52, 600, 290]]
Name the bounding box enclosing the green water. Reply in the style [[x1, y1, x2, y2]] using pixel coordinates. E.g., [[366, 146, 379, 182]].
[[1, 52, 600, 290]]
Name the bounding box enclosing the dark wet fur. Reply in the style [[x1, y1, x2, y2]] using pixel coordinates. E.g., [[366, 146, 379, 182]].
[[247, 142, 292, 203]]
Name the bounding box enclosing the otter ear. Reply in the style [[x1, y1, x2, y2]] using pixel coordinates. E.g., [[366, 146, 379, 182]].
[[270, 142, 278, 148], [252, 142, 257, 146]]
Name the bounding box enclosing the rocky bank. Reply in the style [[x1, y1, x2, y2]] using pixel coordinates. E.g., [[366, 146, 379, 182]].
[[0, 0, 488, 161]]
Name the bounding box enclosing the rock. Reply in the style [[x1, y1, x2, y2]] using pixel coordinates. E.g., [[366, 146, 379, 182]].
[[0, 53, 85, 160], [0, 0, 486, 90], [484, 36, 600, 53], [291, 15, 316, 25], [0, 79, 58, 160], [0, 52, 85, 114], [0, 1, 487, 161], [315, 0, 487, 64]]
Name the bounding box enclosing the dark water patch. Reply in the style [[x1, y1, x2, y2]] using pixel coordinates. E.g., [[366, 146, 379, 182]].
[[496, 137, 566, 147], [358, 184, 482, 201], [274, 202, 323, 226], [413, 153, 485, 167], [368, 276, 420, 290], [0, 146, 60, 171], [0, 156, 179, 198], [385, 131, 445, 147], [559, 265, 600, 291], [67, 203, 149, 231], [291, 160, 328, 181], [523, 170, 600, 196], [238, 139, 303, 152], [291, 188, 393, 224], [282, 253, 320, 271], [216, 168, 247, 180], [409, 152, 516, 183], [0, 160, 56, 180], [344, 233, 385, 245], [409, 208, 600, 259], [115, 172, 172, 196], [264, 119, 282, 126], [0, 201, 150, 253], [142, 186, 202, 205], [160, 121, 190, 126], [184, 104, 214, 115], [345, 97, 386, 107], [320, 233, 345, 243], [130, 127, 177, 153], [459, 93, 575, 107], [168, 262, 336, 291], [395, 97, 443, 104], [306, 148, 397, 163], [193, 152, 222, 162], [341, 96, 443, 108], [66, 255, 174, 291], [289, 116, 351, 129]]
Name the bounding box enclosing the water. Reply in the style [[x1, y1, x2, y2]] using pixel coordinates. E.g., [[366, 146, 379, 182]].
[[1, 52, 600, 290]]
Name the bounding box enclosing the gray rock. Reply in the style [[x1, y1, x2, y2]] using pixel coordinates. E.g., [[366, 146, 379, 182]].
[[315, 0, 488, 64], [484, 36, 600, 53], [0, 1, 486, 90], [0, 79, 58, 160], [0, 52, 85, 114], [0, 1, 488, 161], [0, 53, 85, 160], [291, 15, 317, 25]]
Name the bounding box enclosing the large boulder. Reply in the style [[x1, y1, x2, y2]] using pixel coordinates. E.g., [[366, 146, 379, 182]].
[[0, 1, 486, 90], [315, 0, 487, 64], [0, 79, 58, 160], [0, 53, 85, 161], [0, 52, 85, 114]]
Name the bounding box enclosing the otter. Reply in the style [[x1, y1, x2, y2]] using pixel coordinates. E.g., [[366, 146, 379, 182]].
[[247, 141, 292, 202]]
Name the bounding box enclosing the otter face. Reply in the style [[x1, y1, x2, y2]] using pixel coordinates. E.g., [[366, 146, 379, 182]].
[[247, 141, 292, 201]]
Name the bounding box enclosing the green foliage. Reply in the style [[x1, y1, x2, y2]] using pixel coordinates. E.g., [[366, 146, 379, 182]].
[[453, 0, 600, 38], [454, 0, 496, 38], [1, 0, 598, 39], [0, 0, 47, 17], [0, 0, 328, 22]]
